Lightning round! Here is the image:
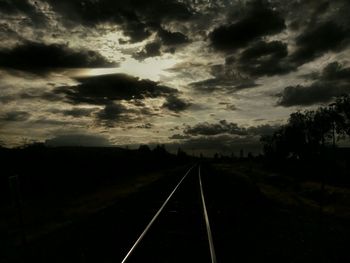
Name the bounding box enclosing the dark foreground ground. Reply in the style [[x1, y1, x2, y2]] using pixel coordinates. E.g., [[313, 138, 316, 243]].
[[2, 158, 350, 263]]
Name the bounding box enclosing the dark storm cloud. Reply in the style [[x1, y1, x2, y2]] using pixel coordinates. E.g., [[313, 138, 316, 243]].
[[184, 120, 248, 136], [96, 102, 128, 126], [133, 42, 161, 60], [45, 134, 110, 147], [278, 83, 350, 107], [95, 102, 159, 127], [285, 0, 329, 30], [189, 63, 260, 93], [189, 78, 229, 93], [169, 134, 191, 140], [190, 78, 260, 93], [158, 29, 189, 46], [207, 0, 350, 78], [234, 81, 260, 90], [122, 18, 152, 43], [0, 41, 114, 72], [209, 0, 285, 51], [0, 0, 33, 14], [0, 111, 30, 122], [240, 41, 287, 61], [320, 61, 350, 81], [162, 95, 191, 113], [49, 107, 98, 118], [53, 72, 189, 120], [45, 0, 193, 43], [285, 0, 350, 32], [46, 0, 193, 25], [278, 62, 350, 106], [0, 0, 47, 25], [247, 124, 280, 136], [182, 120, 279, 137], [237, 40, 294, 76], [62, 108, 96, 118], [291, 21, 350, 65], [55, 73, 178, 105]]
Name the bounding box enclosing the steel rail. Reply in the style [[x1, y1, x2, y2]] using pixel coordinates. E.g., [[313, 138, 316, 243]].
[[121, 164, 196, 263], [199, 166, 217, 263]]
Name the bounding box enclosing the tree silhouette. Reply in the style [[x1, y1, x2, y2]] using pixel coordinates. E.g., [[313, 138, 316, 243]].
[[334, 95, 350, 136], [138, 144, 151, 154], [261, 95, 350, 160]]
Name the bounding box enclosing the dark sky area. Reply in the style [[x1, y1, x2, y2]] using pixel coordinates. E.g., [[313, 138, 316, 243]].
[[0, 0, 350, 154]]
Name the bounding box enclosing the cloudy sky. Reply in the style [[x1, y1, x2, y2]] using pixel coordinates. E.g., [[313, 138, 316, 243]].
[[1, 0, 350, 154]]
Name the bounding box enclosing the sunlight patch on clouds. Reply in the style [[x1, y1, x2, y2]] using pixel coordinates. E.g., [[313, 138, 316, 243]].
[[72, 68, 121, 77], [73, 56, 178, 82], [119, 56, 178, 81]]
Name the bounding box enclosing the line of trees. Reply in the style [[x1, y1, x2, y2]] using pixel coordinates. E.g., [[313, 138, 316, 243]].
[[261, 95, 350, 160]]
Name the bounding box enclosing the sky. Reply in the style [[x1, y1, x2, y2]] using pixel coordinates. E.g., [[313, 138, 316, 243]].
[[0, 0, 350, 155]]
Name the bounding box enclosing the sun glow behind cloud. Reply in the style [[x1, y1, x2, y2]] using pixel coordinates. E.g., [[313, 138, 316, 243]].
[[119, 57, 178, 81], [70, 57, 178, 82], [71, 68, 121, 77]]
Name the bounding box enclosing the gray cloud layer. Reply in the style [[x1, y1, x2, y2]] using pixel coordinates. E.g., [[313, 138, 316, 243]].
[[278, 62, 350, 106]]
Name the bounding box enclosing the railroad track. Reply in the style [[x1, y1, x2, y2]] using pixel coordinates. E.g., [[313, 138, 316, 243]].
[[120, 164, 217, 263], [9, 163, 348, 263]]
